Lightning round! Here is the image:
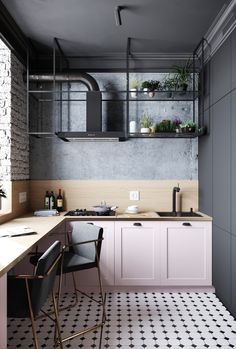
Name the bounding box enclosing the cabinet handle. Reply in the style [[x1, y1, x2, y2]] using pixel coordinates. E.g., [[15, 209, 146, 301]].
[[133, 222, 142, 226], [182, 222, 192, 226], [87, 222, 94, 225]]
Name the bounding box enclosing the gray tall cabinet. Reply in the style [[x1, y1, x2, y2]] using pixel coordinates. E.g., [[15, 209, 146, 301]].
[[199, 28, 236, 315]]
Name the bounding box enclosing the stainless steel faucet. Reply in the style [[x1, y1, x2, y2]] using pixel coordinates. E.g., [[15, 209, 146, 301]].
[[172, 184, 180, 214]]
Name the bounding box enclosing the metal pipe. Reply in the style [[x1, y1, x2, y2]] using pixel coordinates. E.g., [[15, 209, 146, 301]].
[[28, 72, 100, 91]]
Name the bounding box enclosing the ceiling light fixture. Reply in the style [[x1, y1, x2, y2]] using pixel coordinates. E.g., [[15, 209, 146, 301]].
[[114, 6, 122, 26]]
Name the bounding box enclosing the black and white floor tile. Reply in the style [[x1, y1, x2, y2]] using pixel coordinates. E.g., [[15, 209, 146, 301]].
[[8, 292, 236, 348]]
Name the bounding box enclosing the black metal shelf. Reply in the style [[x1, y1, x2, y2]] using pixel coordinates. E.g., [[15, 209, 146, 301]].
[[125, 37, 205, 138], [129, 129, 206, 139]]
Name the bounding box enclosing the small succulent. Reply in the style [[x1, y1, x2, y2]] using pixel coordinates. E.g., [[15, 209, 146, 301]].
[[163, 77, 177, 91], [156, 119, 172, 132], [141, 80, 161, 92], [0, 185, 7, 198], [180, 120, 196, 132]]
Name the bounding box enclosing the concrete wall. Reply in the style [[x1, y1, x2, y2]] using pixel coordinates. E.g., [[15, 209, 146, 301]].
[[199, 27, 236, 316], [29, 72, 198, 180]]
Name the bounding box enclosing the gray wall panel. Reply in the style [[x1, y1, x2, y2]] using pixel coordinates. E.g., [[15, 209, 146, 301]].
[[231, 90, 236, 236], [213, 225, 231, 309], [231, 234, 236, 317], [199, 27, 236, 316], [199, 109, 212, 216], [212, 95, 231, 232], [232, 29, 236, 89], [203, 61, 211, 112], [211, 38, 231, 105]]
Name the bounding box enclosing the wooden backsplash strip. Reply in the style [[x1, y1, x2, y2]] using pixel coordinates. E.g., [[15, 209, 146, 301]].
[[29, 180, 198, 212]]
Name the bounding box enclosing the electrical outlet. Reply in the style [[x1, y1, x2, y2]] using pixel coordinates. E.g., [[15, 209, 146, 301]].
[[129, 191, 140, 201], [19, 192, 27, 203]]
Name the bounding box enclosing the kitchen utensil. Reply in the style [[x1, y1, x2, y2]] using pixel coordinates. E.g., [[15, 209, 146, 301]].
[[125, 205, 139, 214], [92, 204, 118, 214]]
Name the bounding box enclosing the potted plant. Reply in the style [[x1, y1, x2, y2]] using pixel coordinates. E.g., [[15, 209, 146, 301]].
[[163, 77, 177, 98], [172, 117, 182, 133], [156, 119, 173, 133], [140, 112, 153, 133], [129, 79, 140, 98], [141, 80, 161, 97], [180, 120, 196, 133], [173, 59, 192, 92]]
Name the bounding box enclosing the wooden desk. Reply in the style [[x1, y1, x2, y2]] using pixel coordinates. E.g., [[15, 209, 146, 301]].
[[0, 215, 64, 349]]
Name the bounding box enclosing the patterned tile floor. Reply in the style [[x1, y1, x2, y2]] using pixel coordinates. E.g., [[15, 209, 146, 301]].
[[7, 292, 236, 348]]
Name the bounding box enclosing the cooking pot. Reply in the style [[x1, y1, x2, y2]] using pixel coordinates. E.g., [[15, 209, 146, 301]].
[[92, 204, 118, 213]]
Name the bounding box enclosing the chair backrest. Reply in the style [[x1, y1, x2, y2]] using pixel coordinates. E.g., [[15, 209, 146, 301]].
[[70, 222, 103, 262], [31, 240, 61, 315]]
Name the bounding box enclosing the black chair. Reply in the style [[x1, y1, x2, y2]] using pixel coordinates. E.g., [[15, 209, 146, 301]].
[[60, 222, 106, 343], [29, 222, 106, 344], [8, 240, 64, 349]]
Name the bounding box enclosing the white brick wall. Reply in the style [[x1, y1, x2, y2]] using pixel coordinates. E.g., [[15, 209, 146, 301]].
[[0, 41, 11, 180], [11, 54, 29, 180], [0, 39, 29, 181]]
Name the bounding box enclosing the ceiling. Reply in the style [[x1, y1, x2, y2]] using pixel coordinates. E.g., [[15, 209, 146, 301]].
[[1, 0, 229, 56]]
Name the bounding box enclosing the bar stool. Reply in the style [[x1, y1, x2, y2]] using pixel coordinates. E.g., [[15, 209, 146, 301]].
[[8, 241, 64, 349]]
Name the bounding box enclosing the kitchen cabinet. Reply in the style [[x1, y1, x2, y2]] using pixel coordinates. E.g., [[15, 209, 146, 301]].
[[213, 225, 231, 309], [44, 219, 212, 288], [160, 221, 212, 286], [212, 95, 231, 232], [114, 221, 161, 285]]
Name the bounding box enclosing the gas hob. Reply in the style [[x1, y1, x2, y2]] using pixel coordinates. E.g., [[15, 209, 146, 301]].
[[64, 209, 116, 216]]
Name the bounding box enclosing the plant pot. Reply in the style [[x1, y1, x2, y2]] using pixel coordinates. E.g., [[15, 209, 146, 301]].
[[130, 88, 138, 98], [178, 83, 188, 94], [180, 126, 196, 133], [165, 91, 173, 98], [148, 91, 155, 98], [140, 128, 150, 134]]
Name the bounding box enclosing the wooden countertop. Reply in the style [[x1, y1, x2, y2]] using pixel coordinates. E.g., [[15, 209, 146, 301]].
[[0, 211, 212, 278]]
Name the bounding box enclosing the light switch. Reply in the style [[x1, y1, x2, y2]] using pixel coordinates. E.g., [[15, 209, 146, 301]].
[[129, 191, 140, 201], [19, 192, 27, 203]]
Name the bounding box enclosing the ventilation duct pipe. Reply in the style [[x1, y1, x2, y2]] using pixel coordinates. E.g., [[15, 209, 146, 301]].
[[28, 72, 99, 91]]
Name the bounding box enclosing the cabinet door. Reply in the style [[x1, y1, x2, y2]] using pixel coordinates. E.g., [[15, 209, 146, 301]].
[[115, 221, 161, 286], [66, 220, 115, 287], [160, 221, 212, 286]]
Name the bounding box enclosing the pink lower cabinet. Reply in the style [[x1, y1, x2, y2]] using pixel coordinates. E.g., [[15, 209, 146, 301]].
[[160, 221, 212, 286], [115, 221, 161, 285]]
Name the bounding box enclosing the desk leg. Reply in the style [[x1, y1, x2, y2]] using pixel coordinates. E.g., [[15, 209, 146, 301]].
[[0, 274, 7, 349]]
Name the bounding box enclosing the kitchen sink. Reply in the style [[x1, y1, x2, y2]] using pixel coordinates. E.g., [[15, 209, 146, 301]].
[[156, 211, 203, 217]]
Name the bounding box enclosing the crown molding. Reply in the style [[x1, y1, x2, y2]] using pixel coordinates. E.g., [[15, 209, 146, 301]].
[[203, 0, 236, 60]]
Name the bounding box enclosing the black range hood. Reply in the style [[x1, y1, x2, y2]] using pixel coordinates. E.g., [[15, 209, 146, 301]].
[[56, 90, 126, 142], [56, 131, 126, 142]]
